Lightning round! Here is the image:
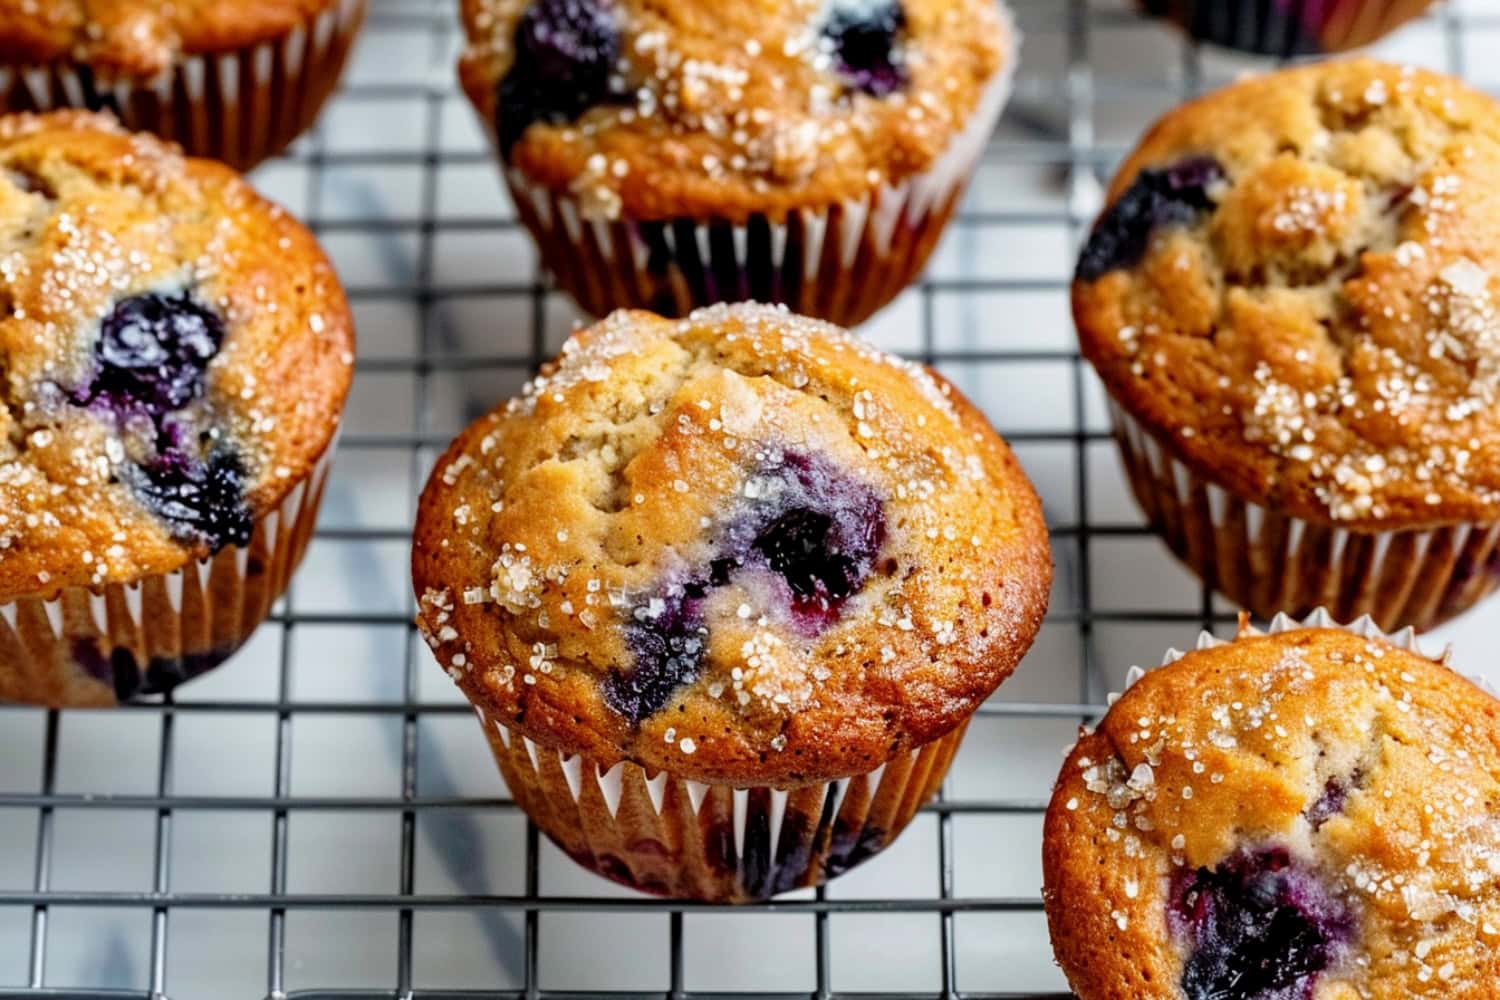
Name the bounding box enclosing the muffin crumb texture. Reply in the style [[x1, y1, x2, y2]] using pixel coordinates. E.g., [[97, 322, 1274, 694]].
[[412, 303, 1050, 785], [458, 0, 1011, 220], [0, 111, 354, 600], [1045, 624, 1500, 999], [1075, 60, 1500, 528]]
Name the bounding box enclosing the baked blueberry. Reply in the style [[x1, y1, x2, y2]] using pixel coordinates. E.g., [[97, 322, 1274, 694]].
[[496, 0, 622, 158], [1305, 774, 1356, 830], [605, 451, 885, 723], [747, 452, 885, 628], [75, 292, 224, 415], [1169, 847, 1353, 1000], [607, 588, 709, 723], [823, 0, 908, 98], [132, 449, 254, 551], [1075, 156, 1225, 281]]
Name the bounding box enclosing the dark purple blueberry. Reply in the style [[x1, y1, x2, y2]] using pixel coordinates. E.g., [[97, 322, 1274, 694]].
[[605, 589, 708, 723], [131, 449, 254, 551], [74, 292, 224, 416], [604, 451, 885, 724], [1076, 156, 1226, 281], [1169, 848, 1354, 1000], [823, 0, 908, 98], [743, 452, 885, 629], [1306, 774, 1357, 829], [496, 0, 622, 159]]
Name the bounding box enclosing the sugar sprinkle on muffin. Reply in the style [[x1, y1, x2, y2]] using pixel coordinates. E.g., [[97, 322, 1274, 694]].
[[1045, 613, 1500, 999], [412, 303, 1050, 899]]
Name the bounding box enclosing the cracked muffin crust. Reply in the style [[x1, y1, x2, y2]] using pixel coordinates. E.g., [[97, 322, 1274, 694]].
[[458, 0, 1012, 221], [0, 112, 352, 603], [412, 303, 1050, 788], [1077, 60, 1500, 529], [1044, 619, 1500, 1000]]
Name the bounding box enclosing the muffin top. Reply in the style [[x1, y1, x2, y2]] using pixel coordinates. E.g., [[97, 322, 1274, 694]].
[[1074, 60, 1500, 529], [0, 111, 353, 601], [412, 304, 1050, 786], [0, 0, 339, 79], [458, 0, 1012, 222], [1044, 619, 1500, 1000]]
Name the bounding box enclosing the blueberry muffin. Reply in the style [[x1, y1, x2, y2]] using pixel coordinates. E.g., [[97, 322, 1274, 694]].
[[0, 0, 365, 170], [0, 111, 354, 706], [1074, 59, 1500, 632], [458, 0, 1015, 326], [1137, 0, 1437, 56], [1044, 612, 1500, 1000], [412, 303, 1050, 900]]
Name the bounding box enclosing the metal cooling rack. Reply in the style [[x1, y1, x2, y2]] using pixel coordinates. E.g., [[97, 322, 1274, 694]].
[[3, 1, 1500, 997]]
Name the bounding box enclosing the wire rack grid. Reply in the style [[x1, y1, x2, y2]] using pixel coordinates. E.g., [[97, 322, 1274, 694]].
[[3, 1, 1500, 998]]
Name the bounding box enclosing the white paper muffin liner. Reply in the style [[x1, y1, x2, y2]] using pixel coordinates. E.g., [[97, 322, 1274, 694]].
[[0, 0, 364, 170], [1109, 401, 1500, 633], [0, 442, 337, 708], [476, 710, 967, 902], [490, 9, 1016, 326]]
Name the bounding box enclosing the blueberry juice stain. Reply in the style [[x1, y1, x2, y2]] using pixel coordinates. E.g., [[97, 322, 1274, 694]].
[[602, 451, 886, 723], [71, 292, 252, 551]]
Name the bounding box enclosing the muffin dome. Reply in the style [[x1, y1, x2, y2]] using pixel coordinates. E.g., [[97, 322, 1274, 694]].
[[1044, 617, 1500, 1000], [0, 0, 340, 79], [1074, 60, 1500, 530], [0, 111, 353, 601], [457, 0, 1012, 221], [412, 304, 1050, 786]]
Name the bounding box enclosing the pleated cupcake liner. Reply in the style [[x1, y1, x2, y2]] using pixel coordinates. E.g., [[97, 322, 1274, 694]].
[[0, 441, 337, 707], [0, 0, 365, 170], [1110, 401, 1500, 633], [476, 709, 968, 902], [490, 12, 1016, 327], [1137, 0, 1436, 56], [1112, 607, 1484, 705]]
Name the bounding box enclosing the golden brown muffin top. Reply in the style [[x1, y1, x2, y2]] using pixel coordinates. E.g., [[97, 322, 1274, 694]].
[[412, 304, 1051, 787], [458, 0, 1012, 222], [1075, 60, 1500, 529], [0, 0, 339, 78], [1044, 620, 1500, 1000], [0, 111, 353, 601]]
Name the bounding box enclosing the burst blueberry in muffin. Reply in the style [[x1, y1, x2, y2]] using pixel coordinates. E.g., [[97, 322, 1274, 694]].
[[457, 0, 1016, 326], [0, 0, 366, 170], [412, 303, 1050, 900], [0, 112, 354, 706], [1044, 612, 1500, 999], [1075, 60, 1500, 632]]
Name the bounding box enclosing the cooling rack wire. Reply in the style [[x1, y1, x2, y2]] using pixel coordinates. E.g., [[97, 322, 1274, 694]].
[[1, 1, 1497, 997]]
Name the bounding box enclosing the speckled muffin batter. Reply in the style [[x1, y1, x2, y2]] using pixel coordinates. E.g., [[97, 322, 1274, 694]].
[[1075, 60, 1500, 629], [459, 0, 1011, 221], [0, 111, 353, 704], [412, 304, 1049, 898], [1044, 617, 1500, 1000]]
